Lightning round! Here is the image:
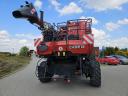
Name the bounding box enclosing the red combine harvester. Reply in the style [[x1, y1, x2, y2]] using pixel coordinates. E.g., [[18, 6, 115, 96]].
[[12, 1, 101, 87]]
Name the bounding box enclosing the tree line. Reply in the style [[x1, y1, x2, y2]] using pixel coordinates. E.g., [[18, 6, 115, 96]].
[[100, 47, 128, 57]]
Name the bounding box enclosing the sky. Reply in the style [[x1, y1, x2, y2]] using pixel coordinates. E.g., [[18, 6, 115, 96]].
[[0, 0, 128, 53]]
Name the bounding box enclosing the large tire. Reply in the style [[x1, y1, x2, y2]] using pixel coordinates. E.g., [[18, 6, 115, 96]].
[[37, 61, 53, 83], [89, 55, 101, 87]]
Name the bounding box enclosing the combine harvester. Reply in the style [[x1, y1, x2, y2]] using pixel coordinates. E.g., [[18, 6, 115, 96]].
[[12, 1, 101, 87]]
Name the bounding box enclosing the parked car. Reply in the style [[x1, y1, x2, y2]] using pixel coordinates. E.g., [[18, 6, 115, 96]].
[[110, 55, 128, 65], [96, 56, 120, 65]]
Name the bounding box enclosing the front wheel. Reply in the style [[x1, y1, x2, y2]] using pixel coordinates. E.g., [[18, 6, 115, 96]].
[[37, 61, 53, 83]]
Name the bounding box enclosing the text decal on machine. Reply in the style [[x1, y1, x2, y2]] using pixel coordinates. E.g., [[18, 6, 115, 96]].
[[69, 45, 85, 49]]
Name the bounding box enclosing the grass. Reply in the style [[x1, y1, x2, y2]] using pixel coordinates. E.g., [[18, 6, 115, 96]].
[[0, 54, 31, 78]]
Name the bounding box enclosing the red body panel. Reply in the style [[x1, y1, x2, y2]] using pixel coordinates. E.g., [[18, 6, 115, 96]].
[[54, 40, 93, 54], [36, 19, 93, 56], [37, 39, 93, 56], [67, 40, 93, 54]]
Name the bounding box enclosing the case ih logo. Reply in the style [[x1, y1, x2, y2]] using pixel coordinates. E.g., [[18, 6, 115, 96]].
[[69, 45, 85, 49], [82, 34, 94, 44], [31, 8, 36, 14], [58, 47, 63, 51]]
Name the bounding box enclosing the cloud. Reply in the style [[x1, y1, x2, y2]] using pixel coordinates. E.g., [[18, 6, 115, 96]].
[[0, 30, 10, 46], [50, 0, 60, 10], [118, 18, 128, 24], [105, 18, 128, 31], [0, 30, 9, 39], [110, 37, 128, 48], [0, 30, 40, 53], [92, 28, 109, 47], [92, 28, 128, 48], [19, 39, 28, 44], [15, 33, 39, 39], [105, 22, 120, 31], [80, 16, 98, 24], [50, 0, 83, 15], [34, 0, 42, 9], [80, 0, 128, 11], [59, 2, 83, 16]]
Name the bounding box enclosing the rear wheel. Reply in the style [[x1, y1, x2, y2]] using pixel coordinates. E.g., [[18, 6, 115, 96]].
[[89, 55, 101, 87], [120, 61, 125, 65], [37, 61, 53, 83]]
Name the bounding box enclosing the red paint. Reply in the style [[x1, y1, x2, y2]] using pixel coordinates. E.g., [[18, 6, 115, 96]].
[[96, 56, 120, 65]]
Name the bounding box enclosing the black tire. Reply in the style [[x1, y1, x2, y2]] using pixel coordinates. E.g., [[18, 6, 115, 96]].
[[120, 61, 125, 65], [37, 61, 53, 83], [89, 55, 101, 87]]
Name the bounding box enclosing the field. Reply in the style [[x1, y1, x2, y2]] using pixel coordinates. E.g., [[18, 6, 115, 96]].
[[0, 54, 30, 78]]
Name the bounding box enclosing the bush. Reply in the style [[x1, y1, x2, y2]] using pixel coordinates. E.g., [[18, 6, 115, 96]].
[[19, 46, 29, 56], [11, 54, 17, 56], [0, 52, 11, 56]]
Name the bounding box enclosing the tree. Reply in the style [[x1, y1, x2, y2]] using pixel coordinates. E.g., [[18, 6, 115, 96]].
[[114, 47, 119, 52], [121, 48, 127, 52], [19, 46, 29, 56], [104, 47, 115, 56]]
